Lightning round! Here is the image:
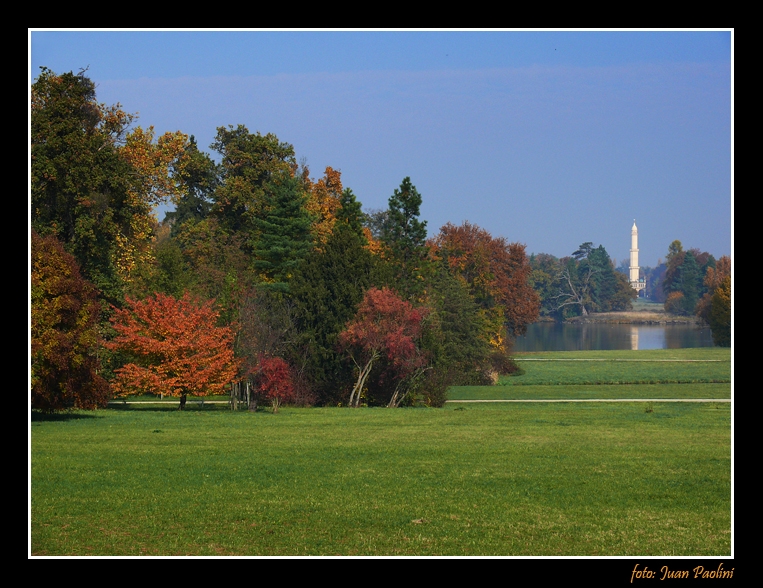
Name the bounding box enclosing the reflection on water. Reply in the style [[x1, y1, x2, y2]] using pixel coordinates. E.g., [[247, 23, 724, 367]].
[[515, 322, 715, 352]]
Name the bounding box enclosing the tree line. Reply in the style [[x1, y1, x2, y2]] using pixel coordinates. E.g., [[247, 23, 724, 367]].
[[30, 68, 730, 413], [31, 68, 540, 412]]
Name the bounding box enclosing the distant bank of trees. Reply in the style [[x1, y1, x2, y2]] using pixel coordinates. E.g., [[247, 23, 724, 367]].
[[31, 68, 541, 412], [529, 242, 637, 319], [529, 239, 730, 346]]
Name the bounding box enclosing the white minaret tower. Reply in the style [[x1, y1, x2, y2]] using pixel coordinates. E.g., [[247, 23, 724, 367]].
[[629, 220, 646, 295]]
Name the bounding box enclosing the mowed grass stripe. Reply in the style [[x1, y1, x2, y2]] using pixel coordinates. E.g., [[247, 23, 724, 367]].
[[502, 349, 730, 387], [448, 383, 731, 401]]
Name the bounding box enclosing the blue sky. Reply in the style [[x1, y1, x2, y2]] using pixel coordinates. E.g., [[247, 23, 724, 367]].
[[29, 30, 732, 268]]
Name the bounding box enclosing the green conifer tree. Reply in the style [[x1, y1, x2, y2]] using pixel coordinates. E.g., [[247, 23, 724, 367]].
[[381, 177, 430, 299], [252, 174, 314, 293], [289, 194, 380, 404]]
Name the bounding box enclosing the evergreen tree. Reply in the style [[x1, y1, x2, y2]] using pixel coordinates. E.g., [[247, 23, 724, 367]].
[[289, 211, 378, 404], [336, 188, 366, 238], [588, 245, 635, 312], [424, 265, 492, 380], [252, 174, 314, 293], [381, 177, 430, 299], [679, 250, 702, 314]]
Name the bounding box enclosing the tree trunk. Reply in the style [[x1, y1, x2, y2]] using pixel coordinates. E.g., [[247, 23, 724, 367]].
[[179, 393, 187, 410], [349, 351, 379, 407], [247, 381, 257, 412]]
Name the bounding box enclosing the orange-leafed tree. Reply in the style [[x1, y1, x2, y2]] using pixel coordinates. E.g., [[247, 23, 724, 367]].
[[431, 222, 539, 337], [107, 292, 240, 408], [303, 165, 344, 248]]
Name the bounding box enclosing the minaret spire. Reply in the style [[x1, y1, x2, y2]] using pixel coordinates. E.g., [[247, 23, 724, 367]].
[[629, 220, 646, 296]]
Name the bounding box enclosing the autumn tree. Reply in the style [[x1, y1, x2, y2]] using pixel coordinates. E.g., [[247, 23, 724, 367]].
[[31, 67, 188, 303], [252, 355, 296, 413], [430, 222, 539, 372], [107, 292, 240, 408], [709, 276, 731, 347], [338, 287, 429, 407], [31, 231, 110, 412], [303, 165, 344, 248], [695, 255, 731, 323]]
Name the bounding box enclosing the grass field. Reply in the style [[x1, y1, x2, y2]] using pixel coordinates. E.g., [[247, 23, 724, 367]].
[[30, 348, 732, 557]]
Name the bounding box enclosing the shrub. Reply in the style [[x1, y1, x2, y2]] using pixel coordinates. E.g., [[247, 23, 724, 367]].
[[255, 355, 296, 413]]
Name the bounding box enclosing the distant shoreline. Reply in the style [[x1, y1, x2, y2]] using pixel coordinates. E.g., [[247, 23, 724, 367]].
[[564, 310, 704, 326]]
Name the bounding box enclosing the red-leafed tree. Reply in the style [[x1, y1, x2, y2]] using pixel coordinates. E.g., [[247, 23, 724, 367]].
[[31, 231, 110, 412], [107, 292, 240, 408], [338, 287, 429, 407], [253, 355, 295, 413]]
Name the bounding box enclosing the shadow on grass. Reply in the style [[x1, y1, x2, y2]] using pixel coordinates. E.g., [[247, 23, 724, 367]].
[[31, 410, 102, 422], [106, 402, 230, 412]]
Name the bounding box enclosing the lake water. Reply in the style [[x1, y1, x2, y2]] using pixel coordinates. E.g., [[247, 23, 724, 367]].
[[514, 322, 715, 352]]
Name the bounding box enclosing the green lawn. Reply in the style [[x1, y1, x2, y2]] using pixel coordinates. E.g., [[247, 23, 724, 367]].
[[31, 402, 730, 556], [31, 347, 732, 556]]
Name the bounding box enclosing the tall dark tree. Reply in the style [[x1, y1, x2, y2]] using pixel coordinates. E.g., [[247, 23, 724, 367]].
[[663, 240, 685, 297], [588, 245, 635, 312], [529, 253, 562, 317], [336, 188, 366, 238], [211, 125, 296, 237], [252, 174, 314, 293], [678, 250, 702, 314], [424, 265, 492, 380], [31, 67, 136, 304], [164, 135, 218, 234], [289, 196, 379, 404], [381, 177, 430, 299]]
